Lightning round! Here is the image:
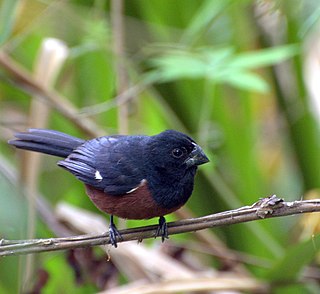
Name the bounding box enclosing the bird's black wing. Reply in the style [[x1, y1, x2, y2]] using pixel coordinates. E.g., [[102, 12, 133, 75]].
[[57, 135, 146, 195]]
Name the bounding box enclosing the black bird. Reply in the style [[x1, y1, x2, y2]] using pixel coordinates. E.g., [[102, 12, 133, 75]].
[[9, 129, 209, 246]]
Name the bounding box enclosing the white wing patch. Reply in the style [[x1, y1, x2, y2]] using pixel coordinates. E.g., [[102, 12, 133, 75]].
[[126, 179, 147, 194], [95, 170, 103, 181]]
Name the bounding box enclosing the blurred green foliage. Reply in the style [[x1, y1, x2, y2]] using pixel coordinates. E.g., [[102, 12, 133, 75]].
[[0, 0, 319, 292]]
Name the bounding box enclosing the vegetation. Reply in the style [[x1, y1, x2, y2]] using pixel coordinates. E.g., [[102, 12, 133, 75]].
[[0, 0, 319, 293]]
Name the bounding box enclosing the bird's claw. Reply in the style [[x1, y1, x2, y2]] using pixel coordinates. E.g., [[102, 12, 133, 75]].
[[109, 216, 122, 247], [155, 216, 169, 242]]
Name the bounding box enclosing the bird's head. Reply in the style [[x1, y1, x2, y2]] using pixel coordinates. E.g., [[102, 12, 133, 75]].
[[146, 130, 209, 180]]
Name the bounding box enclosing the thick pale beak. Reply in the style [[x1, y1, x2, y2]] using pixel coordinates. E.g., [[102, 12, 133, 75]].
[[185, 144, 209, 168]]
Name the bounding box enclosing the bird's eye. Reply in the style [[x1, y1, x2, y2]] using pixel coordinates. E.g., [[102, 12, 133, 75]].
[[171, 147, 186, 158]]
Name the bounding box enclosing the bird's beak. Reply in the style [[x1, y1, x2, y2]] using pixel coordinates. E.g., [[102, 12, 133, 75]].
[[185, 144, 209, 168]]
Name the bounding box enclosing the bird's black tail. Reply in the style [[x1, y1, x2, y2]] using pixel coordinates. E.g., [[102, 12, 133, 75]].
[[8, 129, 85, 158]]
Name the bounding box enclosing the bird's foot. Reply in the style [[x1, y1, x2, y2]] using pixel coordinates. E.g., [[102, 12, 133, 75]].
[[109, 216, 122, 247], [155, 216, 169, 242]]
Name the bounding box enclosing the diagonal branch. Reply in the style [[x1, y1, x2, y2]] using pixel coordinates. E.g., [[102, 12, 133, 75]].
[[0, 51, 105, 137], [1, 195, 320, 257]]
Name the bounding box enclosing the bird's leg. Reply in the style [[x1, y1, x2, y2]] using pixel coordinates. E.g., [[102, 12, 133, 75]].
[[109, 215, 122, 247], [155, 216, 169, 242]]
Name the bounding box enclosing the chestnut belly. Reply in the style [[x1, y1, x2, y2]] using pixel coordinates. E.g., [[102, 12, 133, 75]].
[[85, 184, 183, 219]]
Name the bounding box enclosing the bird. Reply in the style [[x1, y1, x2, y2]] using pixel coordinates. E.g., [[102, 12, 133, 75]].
[[9, 129, 209, 247]]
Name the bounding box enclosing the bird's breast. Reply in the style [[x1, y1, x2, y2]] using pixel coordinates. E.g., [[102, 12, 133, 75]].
[[84, 183, 183, 219]]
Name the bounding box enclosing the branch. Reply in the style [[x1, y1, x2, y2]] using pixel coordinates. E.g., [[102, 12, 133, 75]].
[[1, 196, 320, 257], [0, 51, 105, 137]]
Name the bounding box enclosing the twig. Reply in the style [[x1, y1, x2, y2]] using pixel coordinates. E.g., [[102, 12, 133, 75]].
[[0, 50, 105, 137], [1, 196, 320, 257], [77, 82, 147, 118]]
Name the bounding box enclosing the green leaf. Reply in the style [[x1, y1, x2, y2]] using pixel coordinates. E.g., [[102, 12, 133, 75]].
[[149, 47, 270, 92], [265, 235, 320, 282], [202, 47, 235, 67], [148, 45, 299, 87], [0, 0, 20, 45], [182, 0, 232, 44], [229, 44, 300, 69], [150, 53, 208, 81], [218, 70, 270, 93]]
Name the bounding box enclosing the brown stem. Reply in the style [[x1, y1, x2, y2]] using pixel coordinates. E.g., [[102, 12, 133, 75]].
[[1, 196, 319, 257], [0, 51, 105, 137]]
